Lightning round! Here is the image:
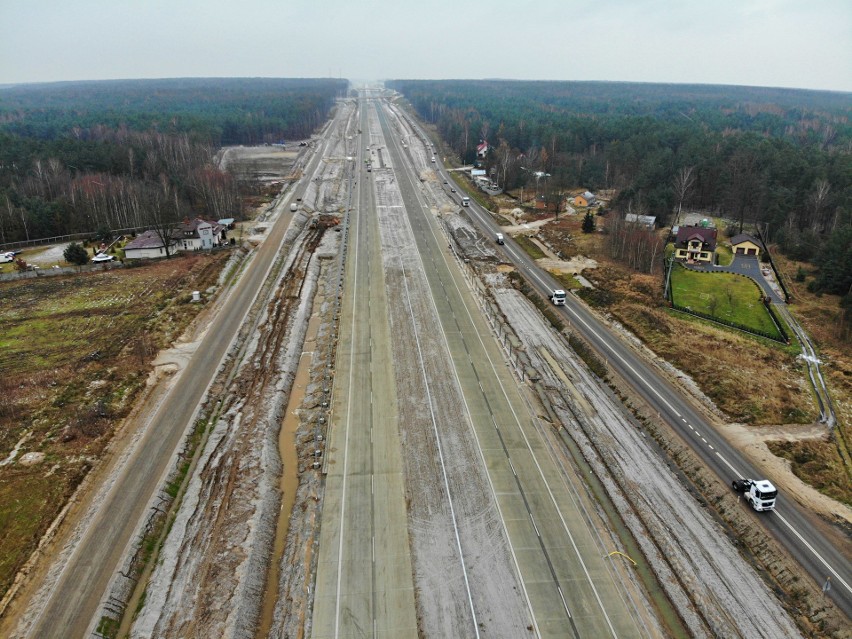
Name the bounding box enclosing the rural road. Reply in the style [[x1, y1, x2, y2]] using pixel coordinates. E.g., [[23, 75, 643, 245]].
[[23, 112, 342, 638], [430, 137, 852, 619]]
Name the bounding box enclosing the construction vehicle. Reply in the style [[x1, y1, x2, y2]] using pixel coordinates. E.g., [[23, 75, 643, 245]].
[[550, 289, 566, 305], [732, 478, 778, 511]]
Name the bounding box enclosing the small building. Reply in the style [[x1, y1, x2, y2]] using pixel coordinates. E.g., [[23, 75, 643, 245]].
[[217, 218, 236, 229], [625, 213, 657, 229], [123, 230, 180, 260], [476, 141, 489, 158], [730, 233, 763, 257], [674, 226, 717, 263], [534, 194, 565, 212], [574, 191, 596, 207]]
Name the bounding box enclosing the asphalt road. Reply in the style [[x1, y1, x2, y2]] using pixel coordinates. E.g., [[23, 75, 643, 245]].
[[428, 149, 852, 619], [374, 99, 652, 637], [24, 114, 340, 639]]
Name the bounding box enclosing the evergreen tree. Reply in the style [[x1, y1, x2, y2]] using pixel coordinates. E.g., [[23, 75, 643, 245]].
[[582, 212, 596, 233], [63, 242, 89, 265]]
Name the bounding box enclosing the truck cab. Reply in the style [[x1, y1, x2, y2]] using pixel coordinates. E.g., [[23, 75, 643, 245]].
[[461, 197, 470, 207], [732, 478, 777, 511], [495, 233, 504, 245], [550, 289, 567, 305]]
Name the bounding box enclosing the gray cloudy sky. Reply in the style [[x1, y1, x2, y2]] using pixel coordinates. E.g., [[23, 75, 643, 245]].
[[2, 0, 850, 91]]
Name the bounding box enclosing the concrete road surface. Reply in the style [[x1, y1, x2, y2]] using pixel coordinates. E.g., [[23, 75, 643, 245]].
[[313, 94, 651, 639], [312, 101, 418, 638]]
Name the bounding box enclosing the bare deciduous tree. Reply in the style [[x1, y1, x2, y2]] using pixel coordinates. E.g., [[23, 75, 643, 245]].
[[672, 166, 695, 226], [808, 178, 831, 233]]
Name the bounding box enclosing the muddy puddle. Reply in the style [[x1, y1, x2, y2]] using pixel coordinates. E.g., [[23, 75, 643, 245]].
[[256, 311, 322, 636]]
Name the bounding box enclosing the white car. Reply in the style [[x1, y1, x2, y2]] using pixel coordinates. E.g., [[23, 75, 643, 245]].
[[92, 253, 114, 263], [0, 253, 13, 264]]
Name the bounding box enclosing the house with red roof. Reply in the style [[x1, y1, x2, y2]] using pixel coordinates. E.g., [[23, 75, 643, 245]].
[[674, 225, 717, 263]]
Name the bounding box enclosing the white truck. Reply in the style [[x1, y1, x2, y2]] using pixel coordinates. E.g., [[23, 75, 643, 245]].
[[290, 203, 298, 212], [495, 233, 504, 245], [550, 289, 567, 305], [732, 478, 778, 511], [461, 196, 470, 207]]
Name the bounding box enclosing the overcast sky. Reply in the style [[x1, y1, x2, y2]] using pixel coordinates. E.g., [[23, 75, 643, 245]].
[[2, 0, 850, 92]]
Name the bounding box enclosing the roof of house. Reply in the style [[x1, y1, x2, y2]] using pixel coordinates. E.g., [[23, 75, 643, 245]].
[[476, 141, 488, 152], [218, 218, 235, 226], [124, 230, 174, 251], [582, 191, 595, 200], [175, 218, 221, 239], [730, 233, 763, 248], [625, 213, 656, 226], [675, 225, 718, 250]]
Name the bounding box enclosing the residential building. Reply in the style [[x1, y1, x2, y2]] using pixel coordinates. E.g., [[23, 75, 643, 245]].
[[574, 191, 596, 207], [674, 226, 718, 263], [123, 230, 180, 260], [176, 218, 225, 251]]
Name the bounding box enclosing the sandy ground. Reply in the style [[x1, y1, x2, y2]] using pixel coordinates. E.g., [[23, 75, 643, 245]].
[[129, 105, 355, 637]]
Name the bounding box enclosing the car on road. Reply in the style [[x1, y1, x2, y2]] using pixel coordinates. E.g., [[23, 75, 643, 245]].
[[92, 253, 114, 263], [451, 188, 456, 193], [443, 180, 448, 184]]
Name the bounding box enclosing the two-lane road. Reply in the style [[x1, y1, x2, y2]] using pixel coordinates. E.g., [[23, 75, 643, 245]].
[[434, 156, 852, 619], [19, 110, 344, 639]]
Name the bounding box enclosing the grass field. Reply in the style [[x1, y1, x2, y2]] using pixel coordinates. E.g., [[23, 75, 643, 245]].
[[669, 265, 781, 338], [513, 234, 547, 260], [0, 252, 230, 598]]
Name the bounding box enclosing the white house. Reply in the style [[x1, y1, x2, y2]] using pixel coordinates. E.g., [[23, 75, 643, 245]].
[[176, 218, 225, 251], [476, 141, 489, 158], [123, 230, 180, 260]]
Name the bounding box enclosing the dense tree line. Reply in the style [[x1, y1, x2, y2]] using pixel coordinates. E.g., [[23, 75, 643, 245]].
[[0, 78, 347, 244], [388, 79, 851, 299]]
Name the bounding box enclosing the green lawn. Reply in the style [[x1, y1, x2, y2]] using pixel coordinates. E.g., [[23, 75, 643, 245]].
[[715, 244, 734, 266], [670, 265, 782, 338]]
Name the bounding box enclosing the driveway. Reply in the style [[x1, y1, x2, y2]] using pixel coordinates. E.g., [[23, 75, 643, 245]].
[[684, 254, 784, 302]]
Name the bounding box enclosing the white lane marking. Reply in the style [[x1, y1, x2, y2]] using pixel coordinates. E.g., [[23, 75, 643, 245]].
[[459, 161, 852, 623], [382, 103, 538, 638], [410, 149, 617, 637], [333, 106, 365, 639], [772, 510, 852, 596]]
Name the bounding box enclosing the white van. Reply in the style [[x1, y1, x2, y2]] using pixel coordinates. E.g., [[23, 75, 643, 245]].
[[495, 233, 504, 245]]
